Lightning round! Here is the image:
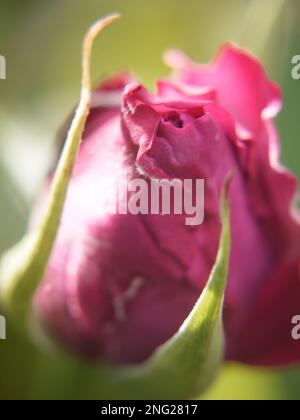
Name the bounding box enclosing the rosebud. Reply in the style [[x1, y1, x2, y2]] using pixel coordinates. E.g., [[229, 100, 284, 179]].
[[33, 44, 300, 367]]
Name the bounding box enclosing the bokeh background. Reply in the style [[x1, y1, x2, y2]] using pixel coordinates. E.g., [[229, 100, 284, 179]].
[[0, 0, 300, 400]]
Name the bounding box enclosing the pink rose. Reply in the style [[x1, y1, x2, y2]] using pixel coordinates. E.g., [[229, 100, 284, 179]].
[[33, 45, 300, 366]]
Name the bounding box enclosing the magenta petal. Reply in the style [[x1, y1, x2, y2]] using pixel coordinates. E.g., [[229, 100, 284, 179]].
[[226, 259, 300, 366], [166, 44, 282, 137]]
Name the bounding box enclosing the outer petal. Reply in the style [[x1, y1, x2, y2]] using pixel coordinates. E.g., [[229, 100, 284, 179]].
[[164, 44, 281, 137], [245, 121, 300, 256], [226, 259, 300, 366]]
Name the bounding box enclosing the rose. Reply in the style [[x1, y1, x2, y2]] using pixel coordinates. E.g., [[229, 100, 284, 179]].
[[33, 45, 300, 367]]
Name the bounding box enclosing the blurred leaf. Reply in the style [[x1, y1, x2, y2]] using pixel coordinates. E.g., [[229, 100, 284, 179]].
[[236, 0, 286, 56]]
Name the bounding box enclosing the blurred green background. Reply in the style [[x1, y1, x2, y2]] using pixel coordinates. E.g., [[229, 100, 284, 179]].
[[0, 0, 300, 400]]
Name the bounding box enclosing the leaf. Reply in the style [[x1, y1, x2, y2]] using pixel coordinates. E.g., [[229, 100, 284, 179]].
[[0, 15, 121, 321]]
